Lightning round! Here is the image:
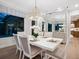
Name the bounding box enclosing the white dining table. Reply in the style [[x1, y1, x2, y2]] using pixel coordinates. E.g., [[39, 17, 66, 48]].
[[30, 37, 63, 52]]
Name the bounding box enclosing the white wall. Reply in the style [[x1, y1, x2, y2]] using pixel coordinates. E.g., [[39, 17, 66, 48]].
[[24, 16, 31, 35], [70, 10, 79, 16]]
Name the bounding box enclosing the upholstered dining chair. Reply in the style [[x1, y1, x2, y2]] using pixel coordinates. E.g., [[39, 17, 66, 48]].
[[53, 32, 66, 44], [44, 44, 65, 59], [13, 34, 22, 59], [19, 35, 43, 59]]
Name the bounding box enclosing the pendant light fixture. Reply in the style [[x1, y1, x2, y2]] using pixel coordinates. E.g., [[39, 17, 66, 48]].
[[29, 0, 41, 20]]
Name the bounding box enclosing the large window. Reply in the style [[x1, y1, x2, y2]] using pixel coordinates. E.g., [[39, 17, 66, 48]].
[[0, 12, 24, 37]]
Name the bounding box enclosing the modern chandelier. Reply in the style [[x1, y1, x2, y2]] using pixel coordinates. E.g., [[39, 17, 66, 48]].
[[29, 0, 41, 20]]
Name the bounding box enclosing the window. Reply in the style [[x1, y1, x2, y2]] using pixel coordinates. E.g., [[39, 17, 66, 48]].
[[48, 23, 52, 32], [32, 20, 35, 26], [55, 23, 64, 31], [42, 22, 44, 31]]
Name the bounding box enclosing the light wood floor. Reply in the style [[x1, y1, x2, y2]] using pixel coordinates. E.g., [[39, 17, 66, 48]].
[[0, 45, 41, 59], [67, 38, 79, 59]]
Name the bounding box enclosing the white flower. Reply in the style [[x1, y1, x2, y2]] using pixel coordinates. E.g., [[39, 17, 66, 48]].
[[34, 28, 39, 34]]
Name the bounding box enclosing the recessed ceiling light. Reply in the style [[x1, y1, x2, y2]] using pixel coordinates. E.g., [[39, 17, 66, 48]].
[[56, 8, 63, 11], [75, 4, 79, 8]]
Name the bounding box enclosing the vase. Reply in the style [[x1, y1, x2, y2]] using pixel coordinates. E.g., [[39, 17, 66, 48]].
[[34, 37, 37, 41]]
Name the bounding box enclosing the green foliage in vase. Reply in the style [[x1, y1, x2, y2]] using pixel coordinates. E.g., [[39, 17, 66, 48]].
[[32, 32, 38, 38]]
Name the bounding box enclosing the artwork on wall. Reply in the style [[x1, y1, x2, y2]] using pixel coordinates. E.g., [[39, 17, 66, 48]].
[[48, 23, 52, 32]]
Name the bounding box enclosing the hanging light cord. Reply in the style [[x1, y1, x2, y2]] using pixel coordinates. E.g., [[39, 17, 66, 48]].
[[35, 0, 37, 8]]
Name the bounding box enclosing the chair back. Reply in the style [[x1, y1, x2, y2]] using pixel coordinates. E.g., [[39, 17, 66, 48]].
[[53, 31, 66, 43], [44, 32, 53, 38], [17, 32, 25, 35], [55, 44, 65, 59], [13, 34, 19, 49], [19, 36, 31, 57], [17, 32, 25, 49]]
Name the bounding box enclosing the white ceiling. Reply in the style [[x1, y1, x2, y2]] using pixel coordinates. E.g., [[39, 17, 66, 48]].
[[1, 0, 79, 13]]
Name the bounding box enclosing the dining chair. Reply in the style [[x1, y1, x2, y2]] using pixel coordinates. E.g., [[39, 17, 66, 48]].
[[44, 32, 53, 38], [13, 34, 22, 59], [19, 35, 43, 59], [45, 44, 65, 59], [53, 32, 66, 44]]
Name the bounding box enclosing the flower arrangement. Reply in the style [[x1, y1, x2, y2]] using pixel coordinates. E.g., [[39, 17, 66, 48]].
[[32, 28, 39, 38], [31, 25, 40, 39], [32, 32, 38, 38]]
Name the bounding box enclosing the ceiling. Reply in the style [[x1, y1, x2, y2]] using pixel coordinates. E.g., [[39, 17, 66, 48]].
[[0, 0, 79, 13]]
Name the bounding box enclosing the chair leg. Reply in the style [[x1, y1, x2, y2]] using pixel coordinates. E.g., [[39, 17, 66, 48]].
[[19, 51, 22, 59], [43, 54, 48, 59], [16, 49, 18, 54], [30, 57, 32, 59], [41, 52, 43, 59], [46, 54, 59, 59], [22, 54, 25, 59]]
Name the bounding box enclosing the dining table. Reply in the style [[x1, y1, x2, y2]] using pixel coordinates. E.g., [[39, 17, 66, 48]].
[[30, 37, 63, 52]]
